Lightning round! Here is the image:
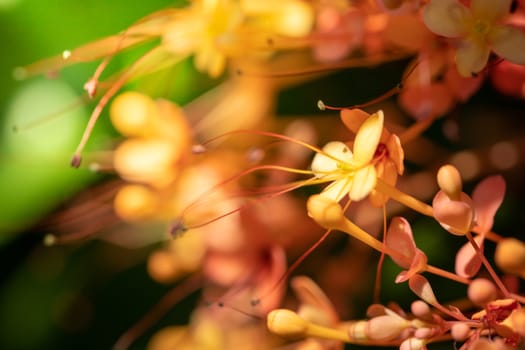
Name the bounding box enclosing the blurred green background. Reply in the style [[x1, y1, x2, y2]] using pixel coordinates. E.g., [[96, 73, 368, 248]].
[[0, 1, 198, 349], [1, 1, 525, 350]]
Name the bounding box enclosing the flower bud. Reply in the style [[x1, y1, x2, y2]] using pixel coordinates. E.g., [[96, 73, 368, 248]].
[[110, 91, 156, 137], [450, 323, 470, 341], [267, 309, 308, 337], [467, 278, 497, 306], [437, 164, 463, 201], [495, 238, 525, 278], [147, 250, 187, 283], [114, 139, 179, 187], [411, 300, 431, 320], [400, 337, 426, 350], [307, 194, 345, 229], [114, 184, 157, 221], [366, 315, 409, 341]]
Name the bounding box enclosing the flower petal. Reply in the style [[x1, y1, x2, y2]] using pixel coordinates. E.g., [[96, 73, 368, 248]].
[[311, 141, 352, 174], [320, 178, 352, 202], [386, 135, 404, 175], [386, 216, 417, 268], [490, 25, 525, 65], [340, 108, 370, 134], [455, 235, 484, 278], [432, 190, 474, 235], [348, 165, 377, 201], [455, 39, 490, 76], [422, 0, 470, 38], [472, 175, 505, 233], [369, 160, 397, 207], [471, 0, 512, 23], [408, 275, 438, 306], [353, 110, 383, 165], [444, 64, 485, 102], [396, 250, 428, 283]]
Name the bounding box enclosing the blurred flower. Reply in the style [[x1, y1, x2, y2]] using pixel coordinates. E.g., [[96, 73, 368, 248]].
[[423, 0, 525, 76], [399, 49, 484, 119]]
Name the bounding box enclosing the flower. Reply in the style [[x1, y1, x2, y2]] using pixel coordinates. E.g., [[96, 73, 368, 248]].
[[340, 109, 404, 206], [398, 49, 484, 119], [423, 0, 525, 76], [310, 111, 384, 202]]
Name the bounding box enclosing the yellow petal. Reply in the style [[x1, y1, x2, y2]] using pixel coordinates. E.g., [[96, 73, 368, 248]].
[[422, 0, 470, 38], [490, 25, 525, 65], [349, 165, 377, 202], [353, 110, 383, 165], [471, 0, 511, 23], [455, 39, 490, 76], [311, 141, 353, 174], [320, 178, 353, 202]]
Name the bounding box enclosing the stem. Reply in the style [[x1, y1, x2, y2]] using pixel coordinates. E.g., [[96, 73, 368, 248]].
[[338, 215, 468, 284], [425, 265, 470, 285], [307, 323, 353, 343], [375, 179, 434, 217], [465, 232, 510, 297], [472, 226, 502, 242], [339, 215, 403, 259], [398, 114, 437, 145]]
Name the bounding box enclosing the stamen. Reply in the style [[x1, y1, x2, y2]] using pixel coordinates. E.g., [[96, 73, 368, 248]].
[[71, 46, 165, 167], [318, 61, 420, 111]]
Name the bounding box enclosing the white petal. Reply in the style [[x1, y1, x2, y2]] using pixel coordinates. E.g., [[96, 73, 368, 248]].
[[311, 141, 352, 174], [353, 111, 383, 165], [490, 25, 525, 65], [471, 0, 511, 23], [422, 0, 470, 38], [455, 39, 490, 76], [320, 179, 353, 202], [349, 165, 377, 202]]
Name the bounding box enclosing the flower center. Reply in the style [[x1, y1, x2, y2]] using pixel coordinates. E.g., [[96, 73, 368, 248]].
[[374, 142, 388, 159], [472, 19, 491, 38]]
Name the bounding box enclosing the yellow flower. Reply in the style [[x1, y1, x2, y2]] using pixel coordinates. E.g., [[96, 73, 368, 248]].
[[340, 108, 404, 207], [162, 0, 244, 77], [423, 0, 525, 76], [310, 111, 384, 202]]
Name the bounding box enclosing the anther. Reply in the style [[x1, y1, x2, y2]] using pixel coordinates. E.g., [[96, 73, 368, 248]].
[[71, 154, 82, 168], [436, 164, 463, 201], [169, 219, 188, 237]]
